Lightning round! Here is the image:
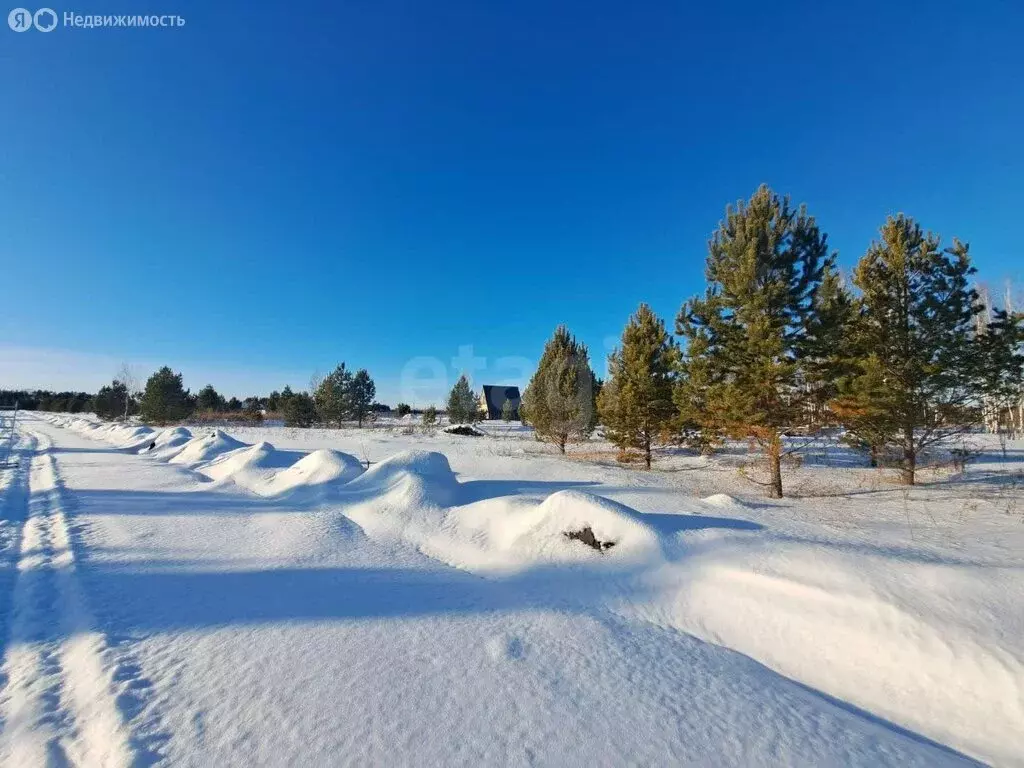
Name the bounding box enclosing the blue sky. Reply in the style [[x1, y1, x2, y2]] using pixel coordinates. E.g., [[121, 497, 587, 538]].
[[2, 0, 1022, 404]]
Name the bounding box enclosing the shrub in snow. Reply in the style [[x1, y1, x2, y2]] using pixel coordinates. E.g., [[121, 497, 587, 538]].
[[443, 424, 484, 437]]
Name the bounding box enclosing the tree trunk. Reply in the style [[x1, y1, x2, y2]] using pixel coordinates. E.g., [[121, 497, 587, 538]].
[[558, 435, 566, 454], [768, 433, 783, 498], [869, 443, 878, 468], [900, 424, 916, 485], [644, 433, 651, 470]]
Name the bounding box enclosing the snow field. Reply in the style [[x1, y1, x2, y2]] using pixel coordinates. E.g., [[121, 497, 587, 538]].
[[29, 413, 1024, 764]]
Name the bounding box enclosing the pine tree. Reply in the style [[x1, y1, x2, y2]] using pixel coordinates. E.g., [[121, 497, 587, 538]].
[[446, 375, 479, 424], [672, 328, 720, 454], [267, 390, 282, 411], [836, 215, 984, 484], [598, 304, 678, 469], [977, 309, 1024, 455], [395, 403, 412, 417], [501, 398, 516, 422], [242, 397, 264, 423], [196, 384, 224, 412], [830, 354, 894, 467], [676, 185, 838, 497], [803, 266, 856, 427], [350, 369, 377, 427], [282, 392, 317, 427], [521, 325, 598, 453], [421, 405, 438, 427], [279, 385, 295, 411], [315, 363, 353, 425], [139, 367, 193, 426], [92, 379, 132, 420]]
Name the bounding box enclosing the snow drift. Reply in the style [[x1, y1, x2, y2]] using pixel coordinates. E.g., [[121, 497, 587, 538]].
[[202, 444, 366, 497], [634, 534, 1024, 765]]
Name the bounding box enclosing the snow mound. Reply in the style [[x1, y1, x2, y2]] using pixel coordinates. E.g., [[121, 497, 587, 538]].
[[142, 427, 193, 459], [525, 490, 661, 560], [347, 451, 458, 507], [170, 429, 246, 467], [343, 452, 460, 544], [115, 425, 157, 450], [265, 449, 365, 495], [201, 441, 283, 484], [347, 479, 662, 575], [430, 490, 663, 572], [701, 493, 742, 508], [194, 443, 365, 497]]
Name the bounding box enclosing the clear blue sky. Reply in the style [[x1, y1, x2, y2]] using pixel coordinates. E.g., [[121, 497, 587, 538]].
[[2, 0, 1022, 403]]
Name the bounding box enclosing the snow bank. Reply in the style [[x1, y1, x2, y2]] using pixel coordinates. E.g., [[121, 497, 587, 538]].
[[344, 454, 661, 574], [41, 415, 157, 450], [636, 535, 1024, 765]]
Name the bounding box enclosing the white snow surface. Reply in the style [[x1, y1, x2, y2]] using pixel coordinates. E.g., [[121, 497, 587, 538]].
[[0, 412, 1021, 766]]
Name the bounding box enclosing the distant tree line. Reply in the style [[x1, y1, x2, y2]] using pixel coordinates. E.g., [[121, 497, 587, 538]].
[[0, 390, 93, 413]]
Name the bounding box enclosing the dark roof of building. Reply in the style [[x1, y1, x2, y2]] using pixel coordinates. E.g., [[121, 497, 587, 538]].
[[480, 385, 521, 404]]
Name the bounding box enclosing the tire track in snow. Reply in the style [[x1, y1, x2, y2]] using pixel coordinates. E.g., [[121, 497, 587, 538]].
[[0, 430, 134, 767]]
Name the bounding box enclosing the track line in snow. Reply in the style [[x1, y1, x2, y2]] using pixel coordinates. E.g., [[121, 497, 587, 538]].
[[0, 429, 135, 767]]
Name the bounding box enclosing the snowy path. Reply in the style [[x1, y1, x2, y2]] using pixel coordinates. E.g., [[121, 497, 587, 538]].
[[0, 429, 133, 767], [0, 414, 1001, 765]]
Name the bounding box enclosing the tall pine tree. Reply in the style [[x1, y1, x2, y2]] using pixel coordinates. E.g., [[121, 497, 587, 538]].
[[521, 325, 598, 453], [315, 363, 353, 425], [447, 375, 479, 423], [350, 369, 377, 427], [598, 304, 677, 469], [196, 384, 224, 412], [837, 216, 987, 484], [282, 392, 317, 427], [93, 379, 133, 421], [139, 367, 193, 426], [676, 185, 838, 497], [977, 308, 1024, 453]]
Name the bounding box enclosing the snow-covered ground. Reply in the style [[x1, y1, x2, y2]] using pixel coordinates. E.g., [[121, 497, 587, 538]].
[[1, 412, 1022, 766]]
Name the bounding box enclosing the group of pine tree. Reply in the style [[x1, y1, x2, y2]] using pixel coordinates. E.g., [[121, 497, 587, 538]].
[[84, 362, 379, 430], [523, 185, 1023, 497], [23, 186, 1021, 500]]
